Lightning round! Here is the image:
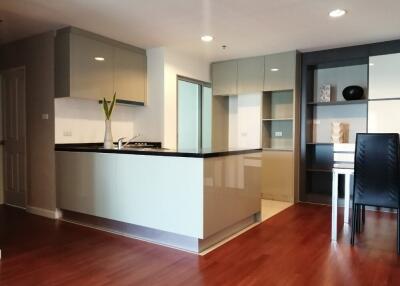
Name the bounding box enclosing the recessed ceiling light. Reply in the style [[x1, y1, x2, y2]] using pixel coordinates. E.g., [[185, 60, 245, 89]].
[[201, 35, 213, 42], [270, 68, 279, 72], [329, 9, 347, 18], [94, 57, 105, 61]]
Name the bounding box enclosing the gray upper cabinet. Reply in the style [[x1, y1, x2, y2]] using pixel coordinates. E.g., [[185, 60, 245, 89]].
[[212, 60, 238, 96], [237, 56, 264, 94], [114, 46, 147, 103], [264, 51, 296, 91], [55, 27, 147, 104], [69, 33, 114, 100]]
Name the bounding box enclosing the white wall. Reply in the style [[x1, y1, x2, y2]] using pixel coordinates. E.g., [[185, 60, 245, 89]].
[[228, 93, 262, 149], [163, 48, 210, 149], [131, 47, 164, 142], [55, 97, 136, 143]]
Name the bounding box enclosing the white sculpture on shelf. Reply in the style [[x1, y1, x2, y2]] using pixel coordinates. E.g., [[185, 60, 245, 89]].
[[331, 122, 348, 143]]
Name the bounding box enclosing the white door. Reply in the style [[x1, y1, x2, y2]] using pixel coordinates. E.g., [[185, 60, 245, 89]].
[[1, 68, 27, 208]]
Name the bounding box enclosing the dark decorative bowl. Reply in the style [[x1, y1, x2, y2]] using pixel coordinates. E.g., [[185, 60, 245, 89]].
[[342, 85, 364, 101]]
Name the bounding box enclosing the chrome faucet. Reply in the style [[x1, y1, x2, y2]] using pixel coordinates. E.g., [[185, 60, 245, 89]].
[[117, 134, 141, 149]]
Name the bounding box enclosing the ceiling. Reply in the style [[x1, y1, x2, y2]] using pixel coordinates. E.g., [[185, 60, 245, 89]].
[[1, 0, 400, 62]]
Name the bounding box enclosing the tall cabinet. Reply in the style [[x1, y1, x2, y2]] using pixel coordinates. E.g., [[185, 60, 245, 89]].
[[211, 51, 300, 203], [261, 52, 299, 202]]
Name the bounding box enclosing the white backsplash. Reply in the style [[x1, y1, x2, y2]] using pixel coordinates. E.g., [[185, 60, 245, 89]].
[[55, 97, 136, 143]]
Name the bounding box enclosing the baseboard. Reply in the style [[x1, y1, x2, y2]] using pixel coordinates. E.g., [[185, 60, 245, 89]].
[[26, 205, 62, 219]]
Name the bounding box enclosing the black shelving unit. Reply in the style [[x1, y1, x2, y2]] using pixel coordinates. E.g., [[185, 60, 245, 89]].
[[307, 99, 368, 106], [300, 39, 400, 204]]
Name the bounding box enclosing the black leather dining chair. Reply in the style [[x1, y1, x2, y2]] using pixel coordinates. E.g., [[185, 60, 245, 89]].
[[351, 133, 400, 254]]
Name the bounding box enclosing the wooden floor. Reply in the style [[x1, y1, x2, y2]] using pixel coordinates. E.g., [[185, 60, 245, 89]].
[[1, 203, 400, 286]]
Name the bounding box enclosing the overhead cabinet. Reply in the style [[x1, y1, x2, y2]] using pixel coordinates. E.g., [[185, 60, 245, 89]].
[[55, 27, 147, 105], [114, 46, 147, 103], [212, 51, 297, 95], [237, 56, 265, 94], [211, 60, 237, 96], [264, 51, 296, 91]]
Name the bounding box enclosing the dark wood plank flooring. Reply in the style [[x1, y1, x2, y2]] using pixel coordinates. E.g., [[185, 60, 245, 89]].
[[1, 203, 400, 286]]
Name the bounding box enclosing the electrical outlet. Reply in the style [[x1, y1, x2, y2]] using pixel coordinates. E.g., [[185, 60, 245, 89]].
[[63, 130, 72, 137], [41, 113, 49, 120], [275, 131, 283, 137]]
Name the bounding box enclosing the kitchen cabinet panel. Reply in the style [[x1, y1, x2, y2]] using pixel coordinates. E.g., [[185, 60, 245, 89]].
[[114, 46, 147, 103], [212, 60, 237, 96], [369, 53, 400, 99], [237, 56, 264, 94], [55, 27, 147, 105], [264, 51, 296, 91], [69, 33, 114, 100], [262, 150, 294, 202]]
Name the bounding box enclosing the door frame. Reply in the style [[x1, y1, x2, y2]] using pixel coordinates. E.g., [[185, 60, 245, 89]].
[[0, 66, 28, 208], [176, 75, 211, 150]]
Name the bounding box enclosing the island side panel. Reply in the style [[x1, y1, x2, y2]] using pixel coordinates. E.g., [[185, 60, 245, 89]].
[[203, 152, 262, 238], [56, 151, 204, 238]]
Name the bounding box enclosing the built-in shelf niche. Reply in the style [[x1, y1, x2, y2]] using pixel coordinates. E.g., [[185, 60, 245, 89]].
[[308, 63, 369, 145], [262, 90, 294, 150], [313, 64, 368, 103], [311, 104, 367, 144]]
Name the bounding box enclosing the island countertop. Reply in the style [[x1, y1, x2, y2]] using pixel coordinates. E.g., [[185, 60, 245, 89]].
[[55, 143, 262, 158]]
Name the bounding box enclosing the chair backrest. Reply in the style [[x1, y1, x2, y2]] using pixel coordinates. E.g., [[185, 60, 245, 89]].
[[353, 133, 400, 208]]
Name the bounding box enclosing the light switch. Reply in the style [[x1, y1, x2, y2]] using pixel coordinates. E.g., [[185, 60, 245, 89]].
[[41, 114, 49, 120], [63, 130, 72, 137], [275, 131, 283, 137]]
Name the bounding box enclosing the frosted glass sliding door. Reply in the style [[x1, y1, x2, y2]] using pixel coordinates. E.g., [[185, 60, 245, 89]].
[[202, 86, 212, 149], [177, 78, 212, 150], [178, 80, 200, 150]]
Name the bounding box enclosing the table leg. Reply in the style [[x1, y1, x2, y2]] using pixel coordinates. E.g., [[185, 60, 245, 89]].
[[331, 171, 338, 241], [344, 173, 351, 224]]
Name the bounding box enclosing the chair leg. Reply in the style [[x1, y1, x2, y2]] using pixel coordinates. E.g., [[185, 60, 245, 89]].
[[356, 205, 361, 233], [397, 210, 400, 255], [351, 203, 357, 245], [362, 205, 365, 224]]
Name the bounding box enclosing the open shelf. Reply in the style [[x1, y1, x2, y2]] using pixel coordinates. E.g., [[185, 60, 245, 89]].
[[307, 99, 368, 106], [306, 169, 332, 173], [263, 147, 293, 152], [262, 90, 294, 150], [262, 118, 293, 121]]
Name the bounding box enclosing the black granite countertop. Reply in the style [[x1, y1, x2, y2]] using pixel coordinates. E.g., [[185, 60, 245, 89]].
[[55, 143, 262, 158]]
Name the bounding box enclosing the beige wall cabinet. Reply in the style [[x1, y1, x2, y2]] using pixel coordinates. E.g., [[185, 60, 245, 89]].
[[262, 151, 294, 202], [55, 27, 147, 104], [212, 60, 238, 96], [237, 56, 265, 94], [264, 51, 296, 91], [69, 33, 114, 100], [114, 46, 147, 103]]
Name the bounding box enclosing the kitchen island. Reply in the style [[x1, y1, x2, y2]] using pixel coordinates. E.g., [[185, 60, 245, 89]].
[[55, 144, 262, 253]]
